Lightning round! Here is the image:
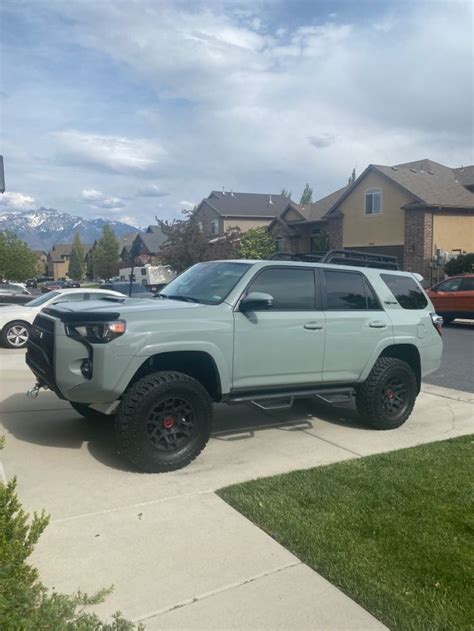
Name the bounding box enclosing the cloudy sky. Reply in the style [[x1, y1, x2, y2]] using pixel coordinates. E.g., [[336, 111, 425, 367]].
[[0, 0, 472, 226]]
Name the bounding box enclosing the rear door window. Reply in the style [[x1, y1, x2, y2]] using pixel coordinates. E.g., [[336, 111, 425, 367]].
[[324, 270, 380, 310], [381, 274, 428, 309], [460, 277, 474, 291]]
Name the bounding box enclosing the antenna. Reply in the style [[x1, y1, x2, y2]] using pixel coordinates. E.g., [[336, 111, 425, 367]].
[[222, 186, 226, 195]]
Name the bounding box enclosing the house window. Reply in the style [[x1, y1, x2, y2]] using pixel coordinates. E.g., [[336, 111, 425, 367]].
[[211, 220, 219, 235], [274, 237, 284, 252], [365, 189, 381, 215], [198, 221, 204, 233]]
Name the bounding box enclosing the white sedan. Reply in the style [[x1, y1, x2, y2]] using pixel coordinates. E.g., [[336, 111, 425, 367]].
[[0, 287, 124, 349]]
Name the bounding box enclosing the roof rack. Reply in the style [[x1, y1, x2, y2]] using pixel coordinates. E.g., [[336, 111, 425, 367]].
[[270, 248, 399, 270]]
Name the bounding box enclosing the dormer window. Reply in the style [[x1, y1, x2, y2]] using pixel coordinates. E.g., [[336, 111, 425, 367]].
[[365, 189, 381, 215]]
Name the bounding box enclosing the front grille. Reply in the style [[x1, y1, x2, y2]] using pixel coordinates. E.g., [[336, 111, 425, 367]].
[[26, 314, 62, 397]]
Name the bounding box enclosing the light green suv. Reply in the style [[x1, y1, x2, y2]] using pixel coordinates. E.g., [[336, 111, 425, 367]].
[[26, 259, 443, 472]]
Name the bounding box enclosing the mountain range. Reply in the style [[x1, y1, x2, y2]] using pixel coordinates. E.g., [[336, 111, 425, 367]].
[[0, 208, 140, 250]]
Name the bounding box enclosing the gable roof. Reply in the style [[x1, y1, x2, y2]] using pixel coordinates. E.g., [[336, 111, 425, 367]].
[[201, 191, 290, 218], [326, 159, 474, 215], [49, 243, 92, 262], [136, 226, 168, 253], [118, 231, 139, 255]]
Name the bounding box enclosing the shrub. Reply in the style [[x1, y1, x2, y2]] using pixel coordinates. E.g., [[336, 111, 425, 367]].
[[444, 252, 474, 276], [0, 437, 143, 630]]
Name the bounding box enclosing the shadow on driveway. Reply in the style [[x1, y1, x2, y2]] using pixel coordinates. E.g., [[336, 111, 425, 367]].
[[1, 393, 365, 473]]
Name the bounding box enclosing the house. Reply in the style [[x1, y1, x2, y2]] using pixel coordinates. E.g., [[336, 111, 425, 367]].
[[118, 231, 139, 263], [270, 159, 474, 280], [194, 191, 290, 237], [121, 225, 168, 266], [47, 243, 92, 279]]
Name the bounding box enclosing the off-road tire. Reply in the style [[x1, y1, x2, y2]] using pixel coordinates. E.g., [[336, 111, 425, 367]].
[[70, 402, 109, 419], [356, 357, 417, 430], [115, 371, 213, 473], [2, 320, 30, 349]]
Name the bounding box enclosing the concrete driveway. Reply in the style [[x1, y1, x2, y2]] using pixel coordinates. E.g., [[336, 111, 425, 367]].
[[1, 348, 473, 630]]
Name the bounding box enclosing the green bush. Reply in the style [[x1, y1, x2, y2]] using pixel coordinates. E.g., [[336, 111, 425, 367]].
[[444, 252, 474, 276], [0, 437, 143, 630]]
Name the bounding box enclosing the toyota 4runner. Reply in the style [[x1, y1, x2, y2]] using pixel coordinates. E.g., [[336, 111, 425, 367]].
[[25, 258, 443, 472]]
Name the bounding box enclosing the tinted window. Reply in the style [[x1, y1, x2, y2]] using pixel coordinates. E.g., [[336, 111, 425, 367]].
[[247, 268, 315, 310], [324, 270, 375, 310], [381, 274, 428, 309], [435, 278, 462, 292], [460, 277, 474, 291]]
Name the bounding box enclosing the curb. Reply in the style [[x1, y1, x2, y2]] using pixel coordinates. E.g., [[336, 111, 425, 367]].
[[421, 383, 474, 404]]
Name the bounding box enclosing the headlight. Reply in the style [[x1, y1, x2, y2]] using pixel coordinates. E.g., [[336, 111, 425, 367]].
[[65, 320, 126, 343]]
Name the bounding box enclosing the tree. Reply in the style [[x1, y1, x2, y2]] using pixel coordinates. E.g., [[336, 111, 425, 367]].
[[348, 168, 356, 185], [280, 188, 292, 199], [68, 233, 84, 280], [300, 183, 313, 204], [157, 211, 240, 273], [0, 231, 38, 281], [239, 227, 275, 260], [444, 252, 474, 276], [92, 225, 119, 279]]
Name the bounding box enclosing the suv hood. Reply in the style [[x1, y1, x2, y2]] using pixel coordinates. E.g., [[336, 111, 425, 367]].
[[44, 297, 202, 320]]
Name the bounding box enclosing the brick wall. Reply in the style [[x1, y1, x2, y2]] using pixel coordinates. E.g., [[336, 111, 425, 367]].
[[404, 209, 433, 277], [327, 215, 343, 249]]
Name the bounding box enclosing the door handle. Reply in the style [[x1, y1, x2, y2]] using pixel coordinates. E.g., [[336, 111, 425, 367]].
[[369, 320, 387, 329], [304, 322, 324, 330]]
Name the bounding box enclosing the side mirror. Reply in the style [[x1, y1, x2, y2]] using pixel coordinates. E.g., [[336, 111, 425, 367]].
[[240, 292, 274, 311]]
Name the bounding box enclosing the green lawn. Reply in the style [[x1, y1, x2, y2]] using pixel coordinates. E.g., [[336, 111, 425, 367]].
[[218, 436, 474, 631]]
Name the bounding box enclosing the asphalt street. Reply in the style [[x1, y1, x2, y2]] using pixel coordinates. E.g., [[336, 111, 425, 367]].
[[423, 321, 474, 393]]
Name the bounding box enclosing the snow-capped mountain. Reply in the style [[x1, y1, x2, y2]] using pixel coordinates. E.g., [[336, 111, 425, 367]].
[[0, 208, 140, 250]]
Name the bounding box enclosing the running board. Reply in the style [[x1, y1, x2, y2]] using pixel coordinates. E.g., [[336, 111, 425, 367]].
[[227, 387, 354, 408]]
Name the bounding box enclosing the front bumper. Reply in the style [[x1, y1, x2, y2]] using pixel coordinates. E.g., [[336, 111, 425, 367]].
[[26, 313, 143, 404]]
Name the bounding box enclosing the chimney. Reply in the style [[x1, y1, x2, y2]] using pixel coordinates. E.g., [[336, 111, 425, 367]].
[[222, 186, 226, 195], [268, 195, 273, 204]]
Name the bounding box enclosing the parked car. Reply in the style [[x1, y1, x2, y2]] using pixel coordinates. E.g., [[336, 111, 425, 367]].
[[26, 278, 38, 289], [0, 282, 32, 305], [41, 280, 65, 293], [0, 287, 124, 349], [427, 274, 474, 323], [100, 281, 154, 298], [65, 280, 81, 288], [25, 257, 443, 473]]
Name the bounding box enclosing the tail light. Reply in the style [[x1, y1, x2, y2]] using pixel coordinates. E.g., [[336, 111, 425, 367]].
[[430, 312, 443, 336]]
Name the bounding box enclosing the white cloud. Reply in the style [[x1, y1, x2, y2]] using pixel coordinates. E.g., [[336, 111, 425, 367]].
[[54, 131, 164, 174], [136, 184, 169, 198], [81, 188, 103, 201], [180, 200, 196, 209], [0, 192, 35, 210], [80, 188, 125, 210]]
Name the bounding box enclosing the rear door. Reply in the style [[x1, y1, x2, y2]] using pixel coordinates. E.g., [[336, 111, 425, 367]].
[[322, 269, 392, 382], [457, 277, 474, 315], [233, 266, 326, 389]]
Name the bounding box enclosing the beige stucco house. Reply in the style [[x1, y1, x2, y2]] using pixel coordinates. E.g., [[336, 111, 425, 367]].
[[47, 243, 92, 279], [194, 191, 290, 237], [269, 159, 474, 280]]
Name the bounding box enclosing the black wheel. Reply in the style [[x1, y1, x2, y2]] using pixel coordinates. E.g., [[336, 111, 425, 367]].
[[115, 371, 213, 473], [2, 321, 30, 349], [356, 357, 417, 430], [70, 402, 109, 419]]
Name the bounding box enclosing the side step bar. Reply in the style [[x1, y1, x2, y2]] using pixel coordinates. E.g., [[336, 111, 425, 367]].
[[227, 387, 354, 410]]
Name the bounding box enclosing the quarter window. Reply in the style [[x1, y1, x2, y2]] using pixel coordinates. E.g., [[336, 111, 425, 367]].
[[365, 189, 381, 215], [324, 270, 379, 310], [381, 274, 428, 309], [246, 268, 315, 310]]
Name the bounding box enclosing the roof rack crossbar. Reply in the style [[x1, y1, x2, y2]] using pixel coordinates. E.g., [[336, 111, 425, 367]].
[[269, 249, 399, 270]]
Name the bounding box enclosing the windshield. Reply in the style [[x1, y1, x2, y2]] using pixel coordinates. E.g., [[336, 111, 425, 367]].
[[25, 291, 60, 307], [160, 261, 251, 305]]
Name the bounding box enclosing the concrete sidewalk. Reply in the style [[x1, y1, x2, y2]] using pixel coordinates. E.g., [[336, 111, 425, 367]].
[[1, 349, 473, 629]]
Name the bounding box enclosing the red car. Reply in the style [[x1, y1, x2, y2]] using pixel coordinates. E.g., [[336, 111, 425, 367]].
[[427, 274, 474, 324]]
